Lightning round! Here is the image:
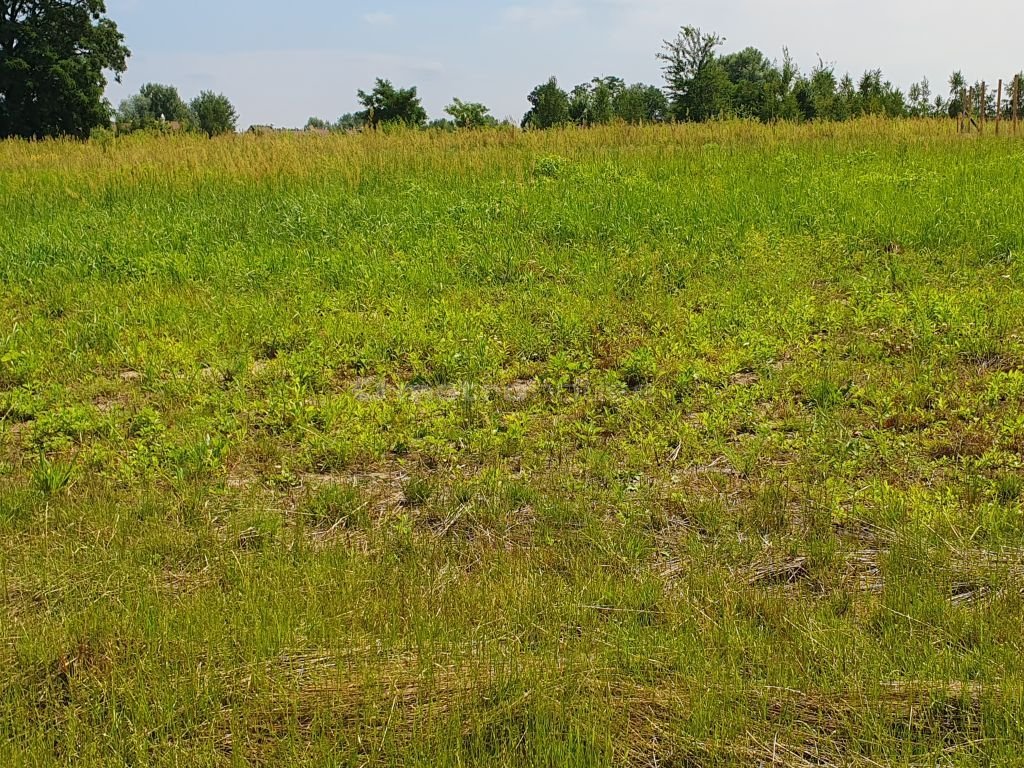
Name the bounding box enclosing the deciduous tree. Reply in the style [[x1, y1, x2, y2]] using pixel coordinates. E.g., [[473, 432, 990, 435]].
[[357, 79, 427, 128], [907, 77, 933, 116], [116, 82, 190, 131], [190, 91, 237, 137], [140, 83, 189, 122], [718, 47, 773, 119], [0, 0, 130, 138], [521, 77, 570, 129], [658, 26, 731, 121], [947, 71, 967, 117], [444, 98, 494, 128], [613, 83, 668, 123]]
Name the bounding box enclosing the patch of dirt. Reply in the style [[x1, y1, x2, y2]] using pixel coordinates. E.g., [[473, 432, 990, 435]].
[[349, 376, 388, 401], [971, 353, 1020, 373], [92, 391, 131, 415], [225, 471, 252, 490], [407, 383, 460, 401], [301, 468, 409, 510], [249, 360, 273, 376], [343, 377, 540, 404], [667, 461, 745, 498], [199, 366, 223, 383], [504, 379, 539, 402], [730, 370, 760, 387], [347, 377, 462, 402], [925, 428, 993, 460]]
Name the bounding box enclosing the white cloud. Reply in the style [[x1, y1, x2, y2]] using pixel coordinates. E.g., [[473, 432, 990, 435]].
[[361, 12, 396, 26]]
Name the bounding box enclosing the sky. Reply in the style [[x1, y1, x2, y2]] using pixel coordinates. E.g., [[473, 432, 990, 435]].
[[105, 0, 1023, 128]]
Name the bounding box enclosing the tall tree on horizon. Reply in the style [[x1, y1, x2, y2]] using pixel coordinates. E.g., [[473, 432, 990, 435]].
[[190, 91, 237, 137], [803, 60, 842, 121], [612, 82, 669, 123], [445, 98, 494, 128], [718, 46, 773, 120], [567, 77, 623, 126], [357, 79, 427, 129], [522, 77, 570, 129], [139, 83, 190, 122], [947, 71, 967, 117], [0, 0, 130, 138], [907, 77, 933, 117], [658, 26, 732, 121], [116, 82, 191, 131]]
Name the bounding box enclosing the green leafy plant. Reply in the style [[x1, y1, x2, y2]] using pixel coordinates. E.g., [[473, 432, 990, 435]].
[[31, 455, 74, 496]]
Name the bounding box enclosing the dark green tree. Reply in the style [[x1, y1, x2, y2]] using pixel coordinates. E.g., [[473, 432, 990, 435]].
[[115, 93, 152, 130], [790, 61, 840, 122], [521, 77, 570, 129], [116, 82, 190, 131], [947, 71, 967, 117], [718, 47, 774, 119], [140, 83, 189, 122], [444, 98, 494, 128], [568, 78, 620, 126], [189, 91, 237, 137], [335, 112, 365, 131], [792, 76, 814, 121], [907, 78, 933, 117], [853, 70, 905, 117], [0, 0, 130, 138], [357, 79, 427, 128], [762, 49, 800, 121], [588, 77, 620, 124], [568, 83, 591, 125], [837, 73, 857, 118], [806, 61, 841, 121], [658, 26, 731, 121], [1010, 73, 1024, 119], [612, 83, 668, 123]]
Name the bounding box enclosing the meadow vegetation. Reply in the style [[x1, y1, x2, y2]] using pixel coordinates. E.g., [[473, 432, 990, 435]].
[[2, 120, 1024, 765]]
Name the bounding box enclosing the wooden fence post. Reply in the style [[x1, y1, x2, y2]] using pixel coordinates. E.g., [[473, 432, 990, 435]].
[[996, 80, 1003, 135], [980, 82, 986, 133]]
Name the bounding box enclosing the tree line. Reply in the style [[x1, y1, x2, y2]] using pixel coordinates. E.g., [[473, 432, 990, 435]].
[[2, 2, 1022, 140], [304, 27, 1023, 133]]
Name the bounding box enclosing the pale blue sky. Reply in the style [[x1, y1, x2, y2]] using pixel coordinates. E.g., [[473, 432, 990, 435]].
[[106, 0, 1023, 128]]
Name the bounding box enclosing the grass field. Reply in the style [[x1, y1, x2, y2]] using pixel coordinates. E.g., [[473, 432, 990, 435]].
[[3, 120, 1024, 766]]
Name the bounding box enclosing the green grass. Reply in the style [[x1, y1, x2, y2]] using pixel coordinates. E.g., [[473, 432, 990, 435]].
[[2, 120, 1024, 766]]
